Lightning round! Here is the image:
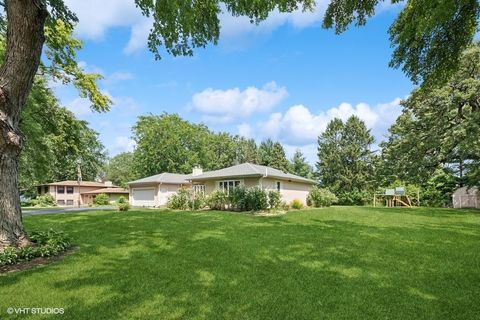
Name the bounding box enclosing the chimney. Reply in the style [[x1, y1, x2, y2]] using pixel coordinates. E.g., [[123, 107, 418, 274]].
[[192, 166, 203, 176], [104, 181, 113, 187]]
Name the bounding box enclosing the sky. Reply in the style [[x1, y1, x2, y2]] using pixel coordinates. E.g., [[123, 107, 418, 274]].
[[53, 0, 414, 165]]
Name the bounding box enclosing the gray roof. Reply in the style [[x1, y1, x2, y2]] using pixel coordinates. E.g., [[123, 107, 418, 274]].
[[191, 163, 316, 184], [128, 173, 190, 185]]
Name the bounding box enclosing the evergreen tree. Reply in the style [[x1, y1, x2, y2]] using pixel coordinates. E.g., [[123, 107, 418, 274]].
[[259, 139, 290, 172], [290, 149, 314, 178], [317, 116, 375, 204]]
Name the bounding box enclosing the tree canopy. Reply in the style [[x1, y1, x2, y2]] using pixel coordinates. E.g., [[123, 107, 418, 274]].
[[380, 43, 480, 189], [19, 77, 106, 196]]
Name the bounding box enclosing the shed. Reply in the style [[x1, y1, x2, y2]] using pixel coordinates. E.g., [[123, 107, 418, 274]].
[[452, 186, 479, 209]]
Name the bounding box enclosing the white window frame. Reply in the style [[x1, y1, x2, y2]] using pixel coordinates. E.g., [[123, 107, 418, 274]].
[[217, 180, 243, 195], [193, 184, 205, 195]]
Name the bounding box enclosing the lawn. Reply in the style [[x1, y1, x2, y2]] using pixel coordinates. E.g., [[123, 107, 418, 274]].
[[1, 207, 479, 319]]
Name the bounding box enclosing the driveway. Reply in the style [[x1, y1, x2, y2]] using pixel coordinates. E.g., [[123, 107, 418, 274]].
[[22, 206, 116, 216]]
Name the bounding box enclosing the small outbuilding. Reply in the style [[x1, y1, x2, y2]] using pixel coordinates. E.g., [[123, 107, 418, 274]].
[[452, 186, 479, 209]]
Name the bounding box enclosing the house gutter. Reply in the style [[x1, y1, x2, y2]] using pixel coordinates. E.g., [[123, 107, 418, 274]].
[[259, 168, 268, 188]]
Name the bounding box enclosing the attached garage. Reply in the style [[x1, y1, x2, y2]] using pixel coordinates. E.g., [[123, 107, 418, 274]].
[[131, 188, 156, 207], [128, 172, 191, 208]]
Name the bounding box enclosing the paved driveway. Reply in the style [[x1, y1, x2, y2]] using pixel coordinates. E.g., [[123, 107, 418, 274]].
[[22, 206, 116, 216]]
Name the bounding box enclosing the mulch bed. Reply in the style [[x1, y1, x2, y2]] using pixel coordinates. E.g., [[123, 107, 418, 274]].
[[0, 247, 77, 275]]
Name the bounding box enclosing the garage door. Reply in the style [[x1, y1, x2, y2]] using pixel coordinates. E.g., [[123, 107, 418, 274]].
[[132, 188, 155, 207]]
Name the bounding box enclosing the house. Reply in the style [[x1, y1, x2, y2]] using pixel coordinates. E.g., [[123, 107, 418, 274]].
[[37, 181, 129, 206], [80, 187, 130, 205], [452, 186, 479, 208], [128, 163, 316, 207], [128, 173, 191, 207]]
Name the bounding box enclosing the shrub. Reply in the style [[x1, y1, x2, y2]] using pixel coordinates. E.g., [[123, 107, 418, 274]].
[[167, 188, 191, 210], [190, 192, 206, 210], [206, 190, 229, 210], [290, 199, 304, 210], [245, 187, 268, 211], [0, 229, 72, 267], [229, 185, 248, 211], [94, 193, 110, 206], [116, 196, 130, 212], [281, 201, 290, 211], [308, 187, 338, 207], [30, 194, 56, 207], [267, 190, 282, 210], [167, 188, 206, 210]]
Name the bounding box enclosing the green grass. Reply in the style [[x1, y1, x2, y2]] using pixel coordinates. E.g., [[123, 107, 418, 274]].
[[1, 207, 479, 319]]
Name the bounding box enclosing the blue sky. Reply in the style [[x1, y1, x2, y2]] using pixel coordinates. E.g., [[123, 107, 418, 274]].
[[54, 0, 413, 164]]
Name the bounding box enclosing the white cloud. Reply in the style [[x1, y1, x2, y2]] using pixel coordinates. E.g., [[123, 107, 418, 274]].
[[123, 18, 153, 55], [191, 81, 287, 123], [103, 71, 134, 85], [115, 136, 136, 153], [259, 98, 402, 146], [64, 0, 143, 40]]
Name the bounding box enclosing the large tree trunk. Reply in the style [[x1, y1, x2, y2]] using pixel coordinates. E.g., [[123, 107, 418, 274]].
[[0, 0, 48, 250]]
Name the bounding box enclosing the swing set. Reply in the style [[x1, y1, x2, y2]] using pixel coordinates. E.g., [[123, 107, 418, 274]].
[[373, 187, 419, 207]]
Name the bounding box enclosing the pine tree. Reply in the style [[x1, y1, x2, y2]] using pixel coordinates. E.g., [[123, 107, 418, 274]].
[[290, 149, 313, 178], [316, 116, 375, 204]]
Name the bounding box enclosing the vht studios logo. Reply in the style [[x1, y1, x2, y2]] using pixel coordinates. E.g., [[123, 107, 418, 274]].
[[6, 307, 65, 315]]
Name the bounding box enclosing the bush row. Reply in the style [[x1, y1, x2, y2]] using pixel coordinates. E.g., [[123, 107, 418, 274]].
[[167, 186, 284, 212], [0, 230, 72, 267]]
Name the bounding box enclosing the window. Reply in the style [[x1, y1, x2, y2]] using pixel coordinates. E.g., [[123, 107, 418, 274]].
[[66, 200, 74, 206], [57, 200, 65, 206], [218, 180, 241, 194], [193, 185, 205, 195], [277, 181, 281, 192], [57, 186, 65, 194], [66, 186, 74, 194]]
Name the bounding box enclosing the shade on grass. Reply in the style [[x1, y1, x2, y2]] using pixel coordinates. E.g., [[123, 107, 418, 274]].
[[0, 207, 479, 319]]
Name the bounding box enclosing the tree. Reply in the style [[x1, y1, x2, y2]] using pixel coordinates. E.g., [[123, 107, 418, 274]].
[[379, 43, 480, 198], [258, 139, 290, 172], [290, 149, 314, 179], [236, 137, 260, 164], [209, 132, 238, 169], [19, 77, 107, 197], [104, 153, 137, 189], [133, 114, 213, 176], [317, 116, 375, 204]]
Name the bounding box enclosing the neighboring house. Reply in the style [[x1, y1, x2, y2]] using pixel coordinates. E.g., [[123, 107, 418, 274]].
[[37, 181, 128, 206], [128, 163, 316, 207], [128, 173, 191, 207], [81, 187, 130, 205], [452, 186, 479, 209]]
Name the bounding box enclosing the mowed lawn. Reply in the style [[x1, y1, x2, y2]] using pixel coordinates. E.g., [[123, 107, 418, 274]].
[[1, 207, 479, 320]]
